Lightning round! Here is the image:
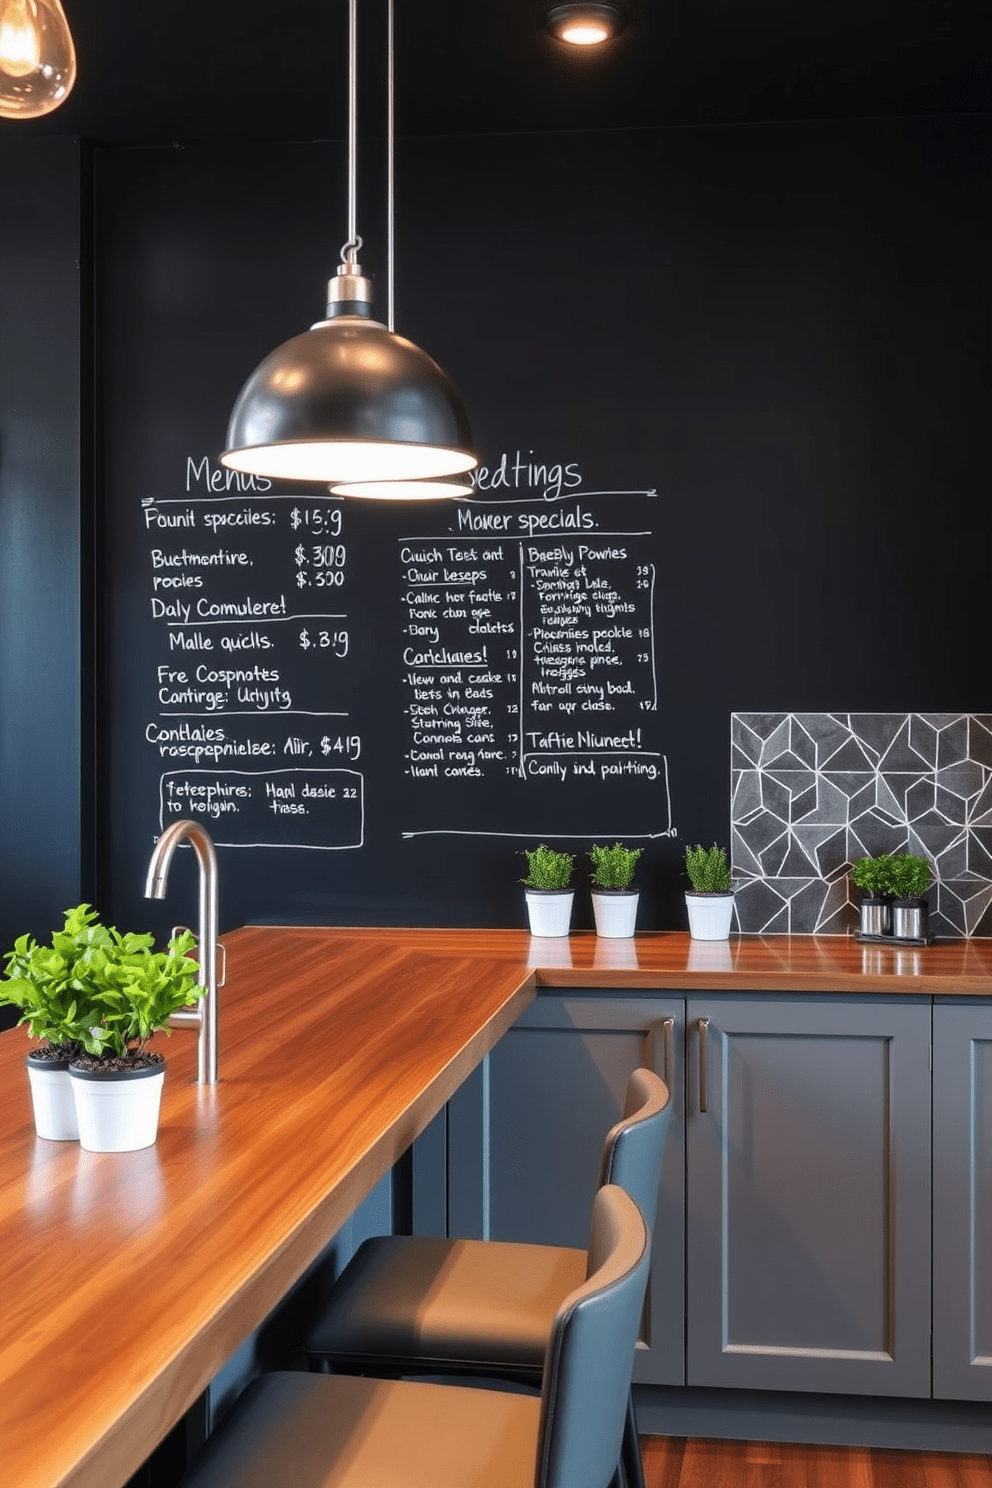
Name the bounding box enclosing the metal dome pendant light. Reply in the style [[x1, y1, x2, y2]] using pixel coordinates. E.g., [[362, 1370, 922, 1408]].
[[220, 0, 477, 489], [328, 0, 475, 500]]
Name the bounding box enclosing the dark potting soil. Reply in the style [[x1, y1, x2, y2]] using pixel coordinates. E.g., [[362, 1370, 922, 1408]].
[[69, 1051, 165, 1073], [30, 1041, 82, 1063]]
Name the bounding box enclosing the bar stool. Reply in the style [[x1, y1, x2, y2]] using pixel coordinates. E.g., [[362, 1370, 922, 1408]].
[[304, 1066, 671, 1488], [179, 1185, 650, 1488]]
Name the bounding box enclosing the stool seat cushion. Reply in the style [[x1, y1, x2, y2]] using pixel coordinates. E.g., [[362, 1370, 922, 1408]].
[[306, 1235, 587, 1371], [181, 1371, 540, 1488]]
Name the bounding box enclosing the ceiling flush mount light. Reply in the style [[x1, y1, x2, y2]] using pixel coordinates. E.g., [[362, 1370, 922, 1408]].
[[544, 3, 625, 47], [0, 0, 76, 118], [221, 0, 477, 492]]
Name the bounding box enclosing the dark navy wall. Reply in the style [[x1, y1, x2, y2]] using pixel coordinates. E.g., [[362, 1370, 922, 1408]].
[[0, 136, 87, 1021]]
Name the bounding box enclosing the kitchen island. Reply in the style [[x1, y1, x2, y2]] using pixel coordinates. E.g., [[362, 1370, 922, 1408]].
[[1, 928, 989, 1488]]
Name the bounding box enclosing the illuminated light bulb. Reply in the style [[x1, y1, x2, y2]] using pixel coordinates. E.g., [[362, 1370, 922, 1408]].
[[330, 476, 475, 501], [0, 0, 76, 119], [544, 4, 625, 48], [560, 22, 610, 45]]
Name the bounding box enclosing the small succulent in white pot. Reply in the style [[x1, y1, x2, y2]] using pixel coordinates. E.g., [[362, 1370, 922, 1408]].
[[589, 843, 643, 938], [520, 845, 575, 938], [683, 844, 735, 941]]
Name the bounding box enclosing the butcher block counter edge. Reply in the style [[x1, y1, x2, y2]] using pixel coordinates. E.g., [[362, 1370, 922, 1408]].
[[250, 926, 992, 996]]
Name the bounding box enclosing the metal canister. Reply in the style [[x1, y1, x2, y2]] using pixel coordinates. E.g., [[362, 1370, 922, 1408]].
[[892, 900, 928, 940], [859, 898, 891, 936]]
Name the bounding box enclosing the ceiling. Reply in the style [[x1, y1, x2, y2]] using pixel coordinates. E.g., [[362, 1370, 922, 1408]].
[[11, 0, 991, 147]]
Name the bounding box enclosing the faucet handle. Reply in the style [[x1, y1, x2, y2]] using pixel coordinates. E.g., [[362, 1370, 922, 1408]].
[[172, 925, 226, 988]]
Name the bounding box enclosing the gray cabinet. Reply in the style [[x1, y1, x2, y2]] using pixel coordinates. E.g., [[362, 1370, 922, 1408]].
[[933, 1001, 992, 1402], [446, 993, 685, 1386], [440, 987, 990, 1403], [684, 996, 932, 1397]]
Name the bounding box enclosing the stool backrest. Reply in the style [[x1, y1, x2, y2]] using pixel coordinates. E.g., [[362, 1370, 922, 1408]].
[[535, 1185, 650, 1488], [597, 1066, 671, 1243]]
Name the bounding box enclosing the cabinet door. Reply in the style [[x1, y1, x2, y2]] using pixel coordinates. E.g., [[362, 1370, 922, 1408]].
[[447, 993, 685, 1386], [685, 996, 931, 1397], [933, 1001, 992, 1402]]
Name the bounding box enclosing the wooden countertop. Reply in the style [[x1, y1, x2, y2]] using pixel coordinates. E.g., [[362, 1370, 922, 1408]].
[[523, 927, 992, 994], [0, 928, 536, 1488], [1, 928, 988, 1488], [282, 925, 990, 995]]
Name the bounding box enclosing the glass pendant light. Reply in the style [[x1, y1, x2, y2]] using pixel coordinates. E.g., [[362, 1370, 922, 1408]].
[[221, 0, 477, 489], [0, 0, 76, 118]]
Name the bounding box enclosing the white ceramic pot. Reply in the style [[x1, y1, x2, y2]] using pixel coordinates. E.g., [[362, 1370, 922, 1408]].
[[685, 892, 735, 941], [26, 1053, 79, 1141], [69, 1061, 165, 1153], [524, 889, 574, 938], [591, 890, 639, 938]]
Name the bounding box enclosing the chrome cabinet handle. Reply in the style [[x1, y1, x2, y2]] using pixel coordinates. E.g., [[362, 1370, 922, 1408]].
[[646, 1017, 676, 1088], [661, 1017, 674, 1088], [698, 1017, 710, 1113]]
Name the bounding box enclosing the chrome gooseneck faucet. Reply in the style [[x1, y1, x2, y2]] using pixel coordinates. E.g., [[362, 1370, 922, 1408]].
[[144, 818, 220, 1084]]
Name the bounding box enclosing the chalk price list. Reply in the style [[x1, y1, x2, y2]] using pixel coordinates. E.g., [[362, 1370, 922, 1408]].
[[143, 488, 363, 848], [401, 538, 517, 782], [522, 541, 661, 785], [398, 522, 661, 787]]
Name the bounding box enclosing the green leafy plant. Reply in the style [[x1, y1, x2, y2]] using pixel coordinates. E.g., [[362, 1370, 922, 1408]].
[[520, 845, 574, 890], [1, 904, 107, 1050], [888, 852, 932, 901], [589, 842, 642, 890], [851, 853, 896, 897], [684, 844, 732, 894], [0, 903, 201, 1060]]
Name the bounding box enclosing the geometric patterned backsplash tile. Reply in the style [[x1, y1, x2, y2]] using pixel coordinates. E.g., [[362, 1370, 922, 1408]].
[[731, 713, 992, 938]]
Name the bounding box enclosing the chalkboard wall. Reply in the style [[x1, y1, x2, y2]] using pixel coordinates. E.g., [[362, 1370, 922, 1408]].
[[94, 116, 989, 938]]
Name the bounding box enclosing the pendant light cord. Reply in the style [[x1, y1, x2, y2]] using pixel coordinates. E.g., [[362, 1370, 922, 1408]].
[[338, 0, 392, 323], [387, 0, 395, 331], [341, 0, 362, 266]]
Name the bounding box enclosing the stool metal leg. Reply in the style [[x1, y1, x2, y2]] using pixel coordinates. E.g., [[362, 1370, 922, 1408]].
[[620, 1391, 645, 1488]]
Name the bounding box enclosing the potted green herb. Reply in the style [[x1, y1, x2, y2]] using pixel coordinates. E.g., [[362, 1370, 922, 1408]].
[[888, 853, 933, 941], [683, 844, 735, 940], [520, 845, 575, 937], [589, 843, 643, 938], [850, 853, 896, 936], [65, 918, 202, 1152], [1, 903, 202, 1149], [0, 904, 108, 1140]]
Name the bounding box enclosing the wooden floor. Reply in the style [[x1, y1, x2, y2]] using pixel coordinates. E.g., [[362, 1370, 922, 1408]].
[[642, 1437, 992, 1487]]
